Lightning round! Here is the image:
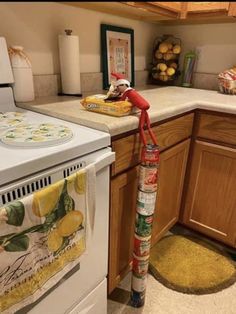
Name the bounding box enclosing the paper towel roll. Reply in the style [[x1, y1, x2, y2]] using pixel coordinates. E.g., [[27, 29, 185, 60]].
[[58, 31, 81, 95]]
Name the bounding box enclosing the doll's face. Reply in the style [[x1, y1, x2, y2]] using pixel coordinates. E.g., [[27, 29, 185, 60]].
[[117, 84, 128, 94]]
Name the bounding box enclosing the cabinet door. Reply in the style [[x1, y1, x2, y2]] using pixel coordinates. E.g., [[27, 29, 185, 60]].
[[108, 166, 139, 294], [151, 139, 190, 246], [181, 140, 236, 247]]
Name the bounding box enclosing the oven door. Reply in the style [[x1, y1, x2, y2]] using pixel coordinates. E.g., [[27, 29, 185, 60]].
[[0, 148, 115, 314]]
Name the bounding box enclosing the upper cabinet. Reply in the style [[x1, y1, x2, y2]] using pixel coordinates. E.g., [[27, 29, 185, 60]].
[[62, 2, 236, 24], [180, 2, 236, 19], [122, 2, 236, 23]]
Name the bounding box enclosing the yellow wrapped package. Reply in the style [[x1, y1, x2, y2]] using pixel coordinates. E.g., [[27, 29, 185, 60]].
[[81, 94, 134, 117]]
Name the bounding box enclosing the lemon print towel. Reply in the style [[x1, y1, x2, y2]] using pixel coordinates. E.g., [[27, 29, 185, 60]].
[[0, 164, 96, 313]]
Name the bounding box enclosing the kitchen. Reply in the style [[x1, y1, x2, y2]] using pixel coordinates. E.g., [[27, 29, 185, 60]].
[[0, 2, 236, 314]]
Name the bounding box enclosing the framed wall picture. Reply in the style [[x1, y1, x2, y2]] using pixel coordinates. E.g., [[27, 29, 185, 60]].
[[101, 24, 134, 89]]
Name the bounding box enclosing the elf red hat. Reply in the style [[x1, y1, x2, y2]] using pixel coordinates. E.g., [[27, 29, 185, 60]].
[[111, 72, 130, 87]]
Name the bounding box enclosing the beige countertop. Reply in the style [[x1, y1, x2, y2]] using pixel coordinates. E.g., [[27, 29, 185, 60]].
[[17, 86, 236, 137]]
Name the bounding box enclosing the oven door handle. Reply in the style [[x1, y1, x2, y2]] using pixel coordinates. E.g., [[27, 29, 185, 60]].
[[94, 151, 115, 173]]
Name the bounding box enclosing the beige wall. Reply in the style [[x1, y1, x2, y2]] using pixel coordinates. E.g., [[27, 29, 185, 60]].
[[0, 2, 159, 75], [1, 2, 235, 78], [158, 23, 236, 74]]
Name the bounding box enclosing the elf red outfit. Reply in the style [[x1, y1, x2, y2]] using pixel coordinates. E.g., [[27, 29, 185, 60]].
[[119, 87, 150, 110], [111, 73, 157, 145]]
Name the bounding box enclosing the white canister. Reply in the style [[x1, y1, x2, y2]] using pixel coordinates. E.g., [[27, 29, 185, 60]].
[[8, 46, 35, 102]]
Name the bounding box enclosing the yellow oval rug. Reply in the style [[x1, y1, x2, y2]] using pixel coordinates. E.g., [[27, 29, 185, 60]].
[[149, 235, 236, 294]]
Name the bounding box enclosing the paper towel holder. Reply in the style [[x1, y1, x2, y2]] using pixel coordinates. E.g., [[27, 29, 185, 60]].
[[65, 29, 73, 36], [58, 28, 83, 98]]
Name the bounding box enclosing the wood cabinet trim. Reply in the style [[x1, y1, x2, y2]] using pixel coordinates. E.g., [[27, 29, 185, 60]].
[[187, 2, 229, 13], [122, 2, 179, 18], [228, 2, 236, 16], [108, 166, 139, 293], [111, 110, 195, 142], [148, 2, 182, 12], [195, 109, 236, 119], [195, 112, 236, 146], [112, 113, 194, 176]]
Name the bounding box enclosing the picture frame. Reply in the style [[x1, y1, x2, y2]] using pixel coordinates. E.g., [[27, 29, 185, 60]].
[[101, 24, 134, 90]]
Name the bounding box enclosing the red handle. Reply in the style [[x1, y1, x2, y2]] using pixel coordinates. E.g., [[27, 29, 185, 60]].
[[139, 110, 157, 146]]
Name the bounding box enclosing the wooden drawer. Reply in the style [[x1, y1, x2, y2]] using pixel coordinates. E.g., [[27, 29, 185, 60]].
[[112, 113, 194, 176], [195, 113, 236, 146]]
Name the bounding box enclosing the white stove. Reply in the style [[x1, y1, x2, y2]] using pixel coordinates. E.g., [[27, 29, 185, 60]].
[[0, 37, 114, 314], [0, 88, 110, 185], [0, 87, 110, 186]]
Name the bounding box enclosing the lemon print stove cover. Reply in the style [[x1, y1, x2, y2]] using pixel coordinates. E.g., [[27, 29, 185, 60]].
[[0, 112, 25, 132], [1, 123, 73, 147]]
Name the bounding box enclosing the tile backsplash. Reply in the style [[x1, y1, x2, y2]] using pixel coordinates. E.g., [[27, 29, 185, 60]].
[[33, 71, 150, 97], [33, 74, 61, 97], [33, 70, 219, 97], [192, 72, 218, 91]]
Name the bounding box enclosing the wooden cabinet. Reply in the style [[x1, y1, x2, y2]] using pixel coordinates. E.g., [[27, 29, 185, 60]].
[[149, 2, 182, 12], [187, 2, 229, 13], [112, 113, 194, 176], [149, 1, 231, 14], [109, 138, 191, 293], [195, 112, 236, 146], [122, 2, 236, 22], [180, 140, 236, 247], [109, 110, 236, 294], [62, 2, 236, 23], [181, 2, 235, 21], [108, 166, 139, 294], [151, 139, 190, 246]]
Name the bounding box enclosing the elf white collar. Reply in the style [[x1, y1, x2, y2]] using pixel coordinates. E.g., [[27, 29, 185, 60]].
[[122, 87, 133, 93]]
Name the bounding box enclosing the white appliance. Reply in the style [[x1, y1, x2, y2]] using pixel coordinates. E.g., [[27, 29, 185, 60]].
[[0, 37, 115, 314]]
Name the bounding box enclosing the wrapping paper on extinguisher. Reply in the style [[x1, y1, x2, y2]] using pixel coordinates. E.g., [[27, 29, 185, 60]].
[[131, 144, 159, 308], [108, 73, 159, 308]]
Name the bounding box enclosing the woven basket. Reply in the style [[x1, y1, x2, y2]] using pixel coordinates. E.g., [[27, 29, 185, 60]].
[[218, 77, 236, 95]]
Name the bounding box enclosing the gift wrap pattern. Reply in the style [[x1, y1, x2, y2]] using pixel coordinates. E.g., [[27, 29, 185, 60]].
[[0, 168, 90, 313]]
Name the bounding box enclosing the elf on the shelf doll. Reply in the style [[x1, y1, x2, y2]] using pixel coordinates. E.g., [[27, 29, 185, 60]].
[[110, 72, 157, 145], [110, 72, 150, 110]]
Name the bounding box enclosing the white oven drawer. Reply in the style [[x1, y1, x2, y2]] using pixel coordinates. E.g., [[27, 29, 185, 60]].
[[67, 278, 107, 314]]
